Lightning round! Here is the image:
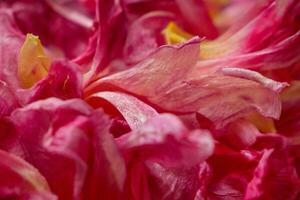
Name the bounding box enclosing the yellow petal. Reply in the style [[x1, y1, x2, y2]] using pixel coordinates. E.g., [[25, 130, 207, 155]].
[[18, 33, 51, 88], [162, 22, 192, 45]]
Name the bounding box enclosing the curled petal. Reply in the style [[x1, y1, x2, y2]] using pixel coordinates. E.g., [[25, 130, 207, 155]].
[[86, 91, 158, 129]]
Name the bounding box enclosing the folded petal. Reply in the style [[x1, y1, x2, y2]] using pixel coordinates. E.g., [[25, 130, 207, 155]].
[[86, 91, 158, 129]]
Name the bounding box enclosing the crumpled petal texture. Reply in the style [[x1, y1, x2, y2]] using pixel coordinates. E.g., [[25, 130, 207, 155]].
[[0, 0, 300, 199]]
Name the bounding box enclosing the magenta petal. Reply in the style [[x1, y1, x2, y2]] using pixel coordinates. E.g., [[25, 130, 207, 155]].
[[3, 0, 92, 59], [195, 145, 260, 199], [147, 163, 201, 200], [0, 81, 19, 116], [0, 98, 125, 200], [45, 0, 94, 29], [83, 110, 126, 200], [22, 60, 83, 104], [117, 113, 214, 200], [123, 0, 218, 38], [0, 150, 57, 199], [194, 29, 300, 76], [84, 0, 124, 80], [0, 10, 24, 89], [245, 149, 300, 200], [8, 99, 92, 200], [124, 11, 174, 65], [276, 82, 300, 137], [222, 118, 259, 149], [1, 1, 300, 199], [175, 0, 218, 39]]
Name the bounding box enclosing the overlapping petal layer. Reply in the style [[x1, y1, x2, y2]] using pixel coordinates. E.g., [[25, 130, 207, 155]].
[[0, 0, 299, 199]]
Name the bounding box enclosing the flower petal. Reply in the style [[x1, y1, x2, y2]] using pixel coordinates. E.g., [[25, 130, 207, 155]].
[[245, 149, 300, 200], [0, 149, 57, 199], [86, 91, 158, 130], [21, 60, 83, 104], [86, 39, 286, 128], [117, 113, 214, 168], [18, 33, 51, 88], [0, 10, 24, 89]]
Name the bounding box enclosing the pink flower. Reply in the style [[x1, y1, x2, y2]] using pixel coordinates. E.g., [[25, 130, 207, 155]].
[[0, 0, 300, 199]]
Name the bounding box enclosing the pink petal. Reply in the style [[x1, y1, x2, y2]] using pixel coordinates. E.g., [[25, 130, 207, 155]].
[[86, 91, 158, 130], [0, 10, 24, 89], [117, 113, 214, 168], [86, 38, 285, 128]]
